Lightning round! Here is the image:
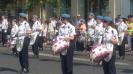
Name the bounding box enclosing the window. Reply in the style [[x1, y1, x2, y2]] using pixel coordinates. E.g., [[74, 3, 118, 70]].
[[87, 0, 109, 15]]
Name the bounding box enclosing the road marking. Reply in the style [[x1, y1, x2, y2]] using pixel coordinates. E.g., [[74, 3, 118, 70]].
[[115, 62, 129, 66], [29, 52, 130, 66]]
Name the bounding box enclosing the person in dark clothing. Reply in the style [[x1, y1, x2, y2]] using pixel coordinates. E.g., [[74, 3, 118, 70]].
[[17, 13, 31, 73], [58, 14, 76, 74]]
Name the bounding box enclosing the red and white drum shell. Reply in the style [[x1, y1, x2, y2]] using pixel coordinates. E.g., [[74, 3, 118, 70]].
[[89, 44, 110, 63], [52, 36, 69, 54]]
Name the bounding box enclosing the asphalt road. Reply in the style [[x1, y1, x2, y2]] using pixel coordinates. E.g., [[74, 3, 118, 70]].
[[0, 47, 132, 74]]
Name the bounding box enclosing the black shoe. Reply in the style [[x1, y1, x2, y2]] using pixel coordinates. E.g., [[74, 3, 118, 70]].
[[34, 54, 39, 58], [15, 52, 19, 57], [13, 52, 18, 56], [20, 68, 29, 73], [23, 68, 29, 73]]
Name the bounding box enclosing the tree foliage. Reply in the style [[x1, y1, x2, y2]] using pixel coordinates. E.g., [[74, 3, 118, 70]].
[[25, 0, 60, 10]]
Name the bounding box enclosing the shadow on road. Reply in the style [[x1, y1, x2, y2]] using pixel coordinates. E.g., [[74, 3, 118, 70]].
[[121, 69, 133, 73], [0, 52, 12, 56], [0, 67, 18, 73], [40, 58, 60, 63], [73, 62, 102, 68]]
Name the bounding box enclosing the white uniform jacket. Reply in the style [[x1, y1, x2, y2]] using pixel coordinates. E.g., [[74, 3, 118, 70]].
[[2, 19, 8, 32], [58, 23, 76, 55], [94, 23, 104, 44], [16, 21, 31, 52], [117, 22, 127, 45], [30, 21, 42, 45], [10, 24, 18, 45], [102, 26, 118, 62], [87, 18, 97, 37]]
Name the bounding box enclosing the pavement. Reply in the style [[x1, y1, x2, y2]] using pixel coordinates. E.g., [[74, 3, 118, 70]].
[[0, 46, 132, 74]]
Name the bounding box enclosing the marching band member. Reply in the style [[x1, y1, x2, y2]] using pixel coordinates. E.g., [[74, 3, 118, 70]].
[[30, 15, 42, 57], [17, 13, 31, 73], [102, 16, 118, 74], [94, 16, 104, 44], [38, 21, 45, 51], [6, 21, 12, 47], [1, 15, 8, 46], [59, 14, 76, 74], [117, 18, 128, 59], [10, 19, 18, 55], [90, 16, 104, 65], [87, 13, 97, 39]]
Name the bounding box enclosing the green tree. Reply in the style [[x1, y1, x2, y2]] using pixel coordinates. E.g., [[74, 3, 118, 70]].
[[25, 0, 61, 15]]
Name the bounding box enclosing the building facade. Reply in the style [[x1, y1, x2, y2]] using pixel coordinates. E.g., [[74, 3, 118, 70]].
[[0, 0, 133, 20], [71, 0, 133, 20]]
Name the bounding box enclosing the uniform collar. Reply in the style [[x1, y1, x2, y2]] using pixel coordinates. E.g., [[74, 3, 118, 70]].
[[97, 22, 103, 26], [34, 21, 40, 25], [65, 22, 71, 26], [90, 18, 95, 21], [105, 26, 112, 31], [13, 24, 17, 27]]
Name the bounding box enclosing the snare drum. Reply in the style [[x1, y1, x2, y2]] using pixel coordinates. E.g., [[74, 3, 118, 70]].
[[52, 36, 69, 54], [89, 45, 110, 63]]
